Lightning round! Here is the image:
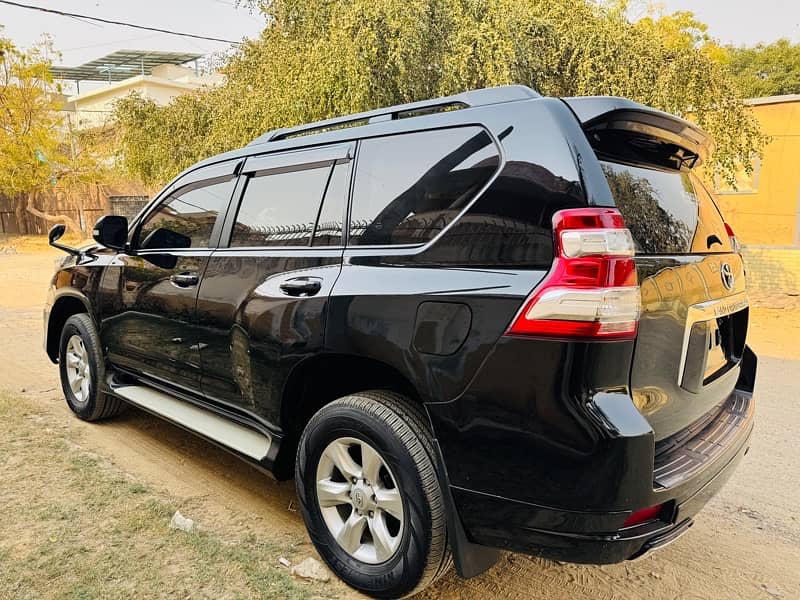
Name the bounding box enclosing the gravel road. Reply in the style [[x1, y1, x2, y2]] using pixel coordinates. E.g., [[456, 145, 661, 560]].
[[1, 249, 798, 599]]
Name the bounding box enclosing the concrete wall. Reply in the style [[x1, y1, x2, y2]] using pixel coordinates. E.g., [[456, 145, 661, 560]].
[[742, 246, 800, 295], [713, 98, 800, 247]]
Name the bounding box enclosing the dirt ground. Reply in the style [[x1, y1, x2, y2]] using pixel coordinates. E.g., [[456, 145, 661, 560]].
[[1, 246, 799, 600]]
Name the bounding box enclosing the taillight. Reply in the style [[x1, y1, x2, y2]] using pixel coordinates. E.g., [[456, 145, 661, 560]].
[[724, 223, 741, 253], [506, 207, 640, 340]]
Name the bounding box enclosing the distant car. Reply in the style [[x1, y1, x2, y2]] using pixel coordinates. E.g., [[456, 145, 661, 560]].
[[44, 85, 756, 598]]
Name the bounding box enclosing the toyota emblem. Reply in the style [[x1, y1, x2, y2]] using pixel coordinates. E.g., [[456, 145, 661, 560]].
[[720, 263, 735, 290]]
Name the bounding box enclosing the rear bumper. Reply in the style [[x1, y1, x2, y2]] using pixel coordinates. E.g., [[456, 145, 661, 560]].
[[448, 412, 751, 564], [426, 337, 756, 574]]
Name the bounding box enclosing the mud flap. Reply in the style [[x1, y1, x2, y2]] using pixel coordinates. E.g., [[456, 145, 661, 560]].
[[736, 345, 757, 394], [431, 438, 503, 578]]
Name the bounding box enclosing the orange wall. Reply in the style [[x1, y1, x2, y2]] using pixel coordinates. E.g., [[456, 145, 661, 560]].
[[712, 99, 800, 247]]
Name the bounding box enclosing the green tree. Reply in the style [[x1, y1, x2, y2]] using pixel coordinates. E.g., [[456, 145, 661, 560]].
[[0, 31, 111, 233], [114, 0, 766, 187], [724, 39, 800, 98]]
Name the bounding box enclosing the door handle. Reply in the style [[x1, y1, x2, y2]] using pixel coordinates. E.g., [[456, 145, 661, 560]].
[[170, 272, 199, 287], [279, 277, 322, 297]]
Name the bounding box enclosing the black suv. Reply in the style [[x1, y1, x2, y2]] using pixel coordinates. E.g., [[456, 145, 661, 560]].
[[45, 85, 756, 598]]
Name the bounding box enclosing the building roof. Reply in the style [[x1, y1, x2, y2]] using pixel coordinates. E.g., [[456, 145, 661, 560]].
[[746, 94, 800, 107], [51, 50, 202, 82]]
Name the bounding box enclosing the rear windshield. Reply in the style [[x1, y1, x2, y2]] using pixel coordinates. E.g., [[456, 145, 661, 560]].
[[600, 161, 732, 255]]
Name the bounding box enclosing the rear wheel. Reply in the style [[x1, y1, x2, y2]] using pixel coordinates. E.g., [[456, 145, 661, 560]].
[[58, 313, 124, 421], [296, 390, 451, 598]]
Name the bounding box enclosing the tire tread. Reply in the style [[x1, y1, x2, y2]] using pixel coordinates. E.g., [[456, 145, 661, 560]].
[[60, 313, 124, 421], [298, 390, 452, 597]]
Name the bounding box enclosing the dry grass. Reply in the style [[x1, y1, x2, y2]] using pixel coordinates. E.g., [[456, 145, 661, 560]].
[[0, 391, 335, 600], [0, 234, 90, 253]]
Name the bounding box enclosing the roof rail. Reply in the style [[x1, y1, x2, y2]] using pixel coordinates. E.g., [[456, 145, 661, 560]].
[[248, 85, 539, 146]]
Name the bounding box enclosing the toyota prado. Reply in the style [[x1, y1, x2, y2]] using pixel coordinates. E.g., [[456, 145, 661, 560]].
[[44, 85, 756, 598]]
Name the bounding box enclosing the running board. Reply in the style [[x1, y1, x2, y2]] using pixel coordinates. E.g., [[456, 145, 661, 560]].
[[114, 385, 272, 461]]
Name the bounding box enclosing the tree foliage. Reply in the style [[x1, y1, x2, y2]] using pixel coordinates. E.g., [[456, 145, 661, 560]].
[[723, 39, 800, 98], [0, 30, 113, 232], [114, 0, 766, 187]]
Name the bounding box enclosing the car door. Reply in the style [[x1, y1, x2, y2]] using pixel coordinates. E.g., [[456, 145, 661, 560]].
[[98, 160, 240, 393], [195, 143, 353, 426]]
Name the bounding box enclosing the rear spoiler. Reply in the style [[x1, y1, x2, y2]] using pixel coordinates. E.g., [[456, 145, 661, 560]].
[[561, 96, 713, 171]]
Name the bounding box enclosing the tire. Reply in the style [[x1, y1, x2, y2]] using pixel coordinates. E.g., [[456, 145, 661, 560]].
[[58, 313, 124, 421], [296, 390, 452, 598]]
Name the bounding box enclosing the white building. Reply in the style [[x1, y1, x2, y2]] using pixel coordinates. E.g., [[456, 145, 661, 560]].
[[53, 50, 224, 130]]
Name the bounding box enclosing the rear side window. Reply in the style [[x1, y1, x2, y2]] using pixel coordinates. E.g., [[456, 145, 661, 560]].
[[349, 127, 500, 246], [230, 166, 331, 247], [313, 162, 349, 246], [601, 161, 732, 255]]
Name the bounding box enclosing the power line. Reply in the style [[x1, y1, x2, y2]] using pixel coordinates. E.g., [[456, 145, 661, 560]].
[[0, 0, 242, 45]]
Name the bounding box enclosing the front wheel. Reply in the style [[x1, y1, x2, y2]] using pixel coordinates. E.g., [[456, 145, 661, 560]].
[[58, 313, 124, 421], [295, 391, 451, 598]]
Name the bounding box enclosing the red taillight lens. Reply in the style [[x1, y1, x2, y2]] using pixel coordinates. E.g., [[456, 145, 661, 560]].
[[623, 503, 664, 527], [724, 222, 741, 253], [506, 207, 640, 340]]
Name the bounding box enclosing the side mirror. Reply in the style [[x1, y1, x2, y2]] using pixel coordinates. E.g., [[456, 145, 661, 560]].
[[48, 224, 66, 244], [48, 223, 83, 257], [92, 215, 128, 251]]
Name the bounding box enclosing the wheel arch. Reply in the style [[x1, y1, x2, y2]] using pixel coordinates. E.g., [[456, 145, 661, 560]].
[[46, 293, 92, 362], [274, 353, 423, 479]]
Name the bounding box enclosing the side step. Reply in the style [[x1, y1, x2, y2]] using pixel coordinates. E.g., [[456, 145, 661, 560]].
[[114, 385, 272, 461]]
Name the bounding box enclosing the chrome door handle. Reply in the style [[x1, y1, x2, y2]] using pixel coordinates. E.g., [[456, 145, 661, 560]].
[[170, 272, 199, 287], [279, 277, 322, 297]]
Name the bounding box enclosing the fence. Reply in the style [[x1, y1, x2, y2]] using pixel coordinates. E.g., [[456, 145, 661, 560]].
[[0, 184, 150, 235]]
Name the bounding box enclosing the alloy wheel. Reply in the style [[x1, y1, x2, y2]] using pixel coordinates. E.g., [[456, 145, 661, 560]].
[[65, 334, 91, 404], [315, 436, 405, 564]]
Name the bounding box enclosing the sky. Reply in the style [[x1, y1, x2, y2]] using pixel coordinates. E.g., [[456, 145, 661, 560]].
[[0, 0, 798, 94], [632, 0, 800, 46], [0, 0, 266, 93]]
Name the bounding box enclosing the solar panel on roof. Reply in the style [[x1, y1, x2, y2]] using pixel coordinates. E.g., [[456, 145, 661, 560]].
[[50, 49, 203, 82]]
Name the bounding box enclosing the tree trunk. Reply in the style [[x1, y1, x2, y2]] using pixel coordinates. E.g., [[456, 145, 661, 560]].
[[14, 197, 29, 235], [25, 189, 83, 234]]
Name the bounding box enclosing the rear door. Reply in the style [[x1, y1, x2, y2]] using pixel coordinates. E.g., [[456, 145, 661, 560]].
[[563, 98, 749, 442], [194, 143, 353, 426], [602, 161, 747, 441]]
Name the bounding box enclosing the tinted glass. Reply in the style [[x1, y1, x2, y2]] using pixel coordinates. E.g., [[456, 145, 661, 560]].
[[139, 177, 234, 250], [349, 127, 500, 246], [231, 166, 331, 247], [313, 162, 348, 246], [601, 161, 732, 255]]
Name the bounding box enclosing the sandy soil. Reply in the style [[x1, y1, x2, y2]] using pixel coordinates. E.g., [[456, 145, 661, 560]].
[[1, 248, 799, 599]]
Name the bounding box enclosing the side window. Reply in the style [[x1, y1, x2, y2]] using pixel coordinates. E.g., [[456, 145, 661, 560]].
[[312, 162, 349, 246], [349, 127, 500, 246], [230, 165, 332, 247], [138, 177, 235, 250]]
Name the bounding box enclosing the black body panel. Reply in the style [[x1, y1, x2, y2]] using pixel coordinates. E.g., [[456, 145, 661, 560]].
[[42, 86, 756, 578], [195, 250, 342, 427], [97, 251, 209, 392]]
